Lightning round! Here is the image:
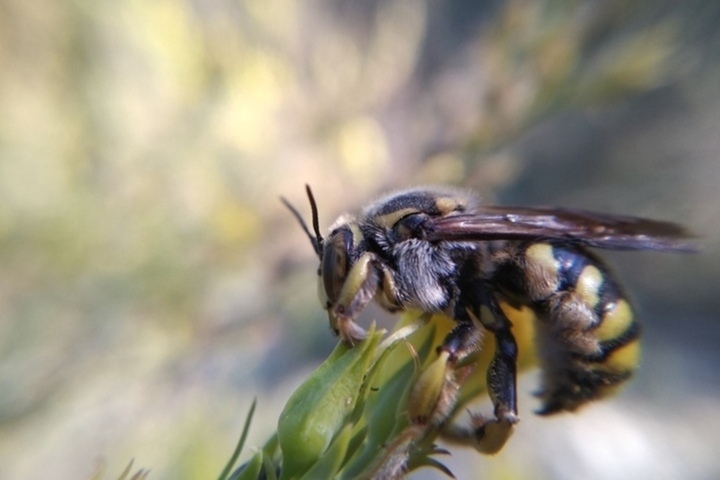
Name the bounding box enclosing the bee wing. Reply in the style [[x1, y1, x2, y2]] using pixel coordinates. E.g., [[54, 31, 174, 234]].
[[423, 206, 696, 251]]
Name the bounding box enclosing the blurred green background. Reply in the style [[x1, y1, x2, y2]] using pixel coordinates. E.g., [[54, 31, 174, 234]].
[[1, 1, 719, 479]]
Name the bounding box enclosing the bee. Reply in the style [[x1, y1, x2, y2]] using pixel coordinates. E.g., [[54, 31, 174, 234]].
[[282, 185, 694, 444]]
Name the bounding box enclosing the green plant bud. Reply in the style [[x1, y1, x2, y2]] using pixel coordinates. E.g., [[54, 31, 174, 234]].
[[407, 351, 451, 424], [278, 327, 382, 479], [232, 451, 264, 480], [339, 320, 437, 480], [298, 424, 353, 480]]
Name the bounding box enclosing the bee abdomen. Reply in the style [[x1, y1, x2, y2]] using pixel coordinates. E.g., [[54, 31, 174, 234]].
[[500, 242, 642, 414]]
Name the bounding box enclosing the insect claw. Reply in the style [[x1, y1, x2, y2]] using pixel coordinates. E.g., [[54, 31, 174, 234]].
[[469, 414, 516, 455], [500, 411, 520, 424], [337, 316, 367, 346]]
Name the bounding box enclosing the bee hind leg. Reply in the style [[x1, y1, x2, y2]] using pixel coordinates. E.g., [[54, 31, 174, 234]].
[[459, 291, 519, 453], [438, 321, 481, 362], [436, 290, 519, 453]]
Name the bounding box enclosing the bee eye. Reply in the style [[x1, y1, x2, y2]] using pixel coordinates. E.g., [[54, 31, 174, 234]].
[[321, 228, 352, 305], [394, 213, 427, 240]]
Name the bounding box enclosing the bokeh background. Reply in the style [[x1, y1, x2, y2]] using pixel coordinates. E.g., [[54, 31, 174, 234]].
[[1, 1, 719, 479]]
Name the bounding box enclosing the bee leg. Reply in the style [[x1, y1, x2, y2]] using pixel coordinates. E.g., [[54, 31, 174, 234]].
[[463, 291, 519, 453], [438, 292, 519, 454], [438, 322, 481, 362], [330, 253, 381, 345]]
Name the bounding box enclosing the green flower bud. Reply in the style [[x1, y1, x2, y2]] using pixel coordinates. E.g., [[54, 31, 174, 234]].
[[278, 327, 382, 479], [407, 351, 450, 425]]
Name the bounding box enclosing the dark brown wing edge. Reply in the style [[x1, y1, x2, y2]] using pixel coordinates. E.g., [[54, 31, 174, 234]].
[[423, 206, 698, 252]]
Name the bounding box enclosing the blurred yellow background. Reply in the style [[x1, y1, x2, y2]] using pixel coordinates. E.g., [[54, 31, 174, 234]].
[[0, 1, 719, 479]]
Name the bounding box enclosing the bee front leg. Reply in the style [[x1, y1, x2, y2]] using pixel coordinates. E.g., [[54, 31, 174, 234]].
[[330, 253, 381, 346]]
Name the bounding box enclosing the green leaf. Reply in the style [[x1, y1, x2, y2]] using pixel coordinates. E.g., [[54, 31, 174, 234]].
[[340, 321, 438, 479], [262, 451, 279, 480], [298, 424, 353, 480], [117, 460, 134, 480], [232, 451, 263, 480], [218, 399, 257, 480], [278, 326, 383, 479]]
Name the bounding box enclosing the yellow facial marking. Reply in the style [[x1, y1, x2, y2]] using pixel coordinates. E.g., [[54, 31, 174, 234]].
[[349, 224, 363, 249], [603, 339, 641, 373], [317, 276, 329, 307], [575, 265, 603, 308], [594, 300, 633, 342], [375, 208, 417, 229]]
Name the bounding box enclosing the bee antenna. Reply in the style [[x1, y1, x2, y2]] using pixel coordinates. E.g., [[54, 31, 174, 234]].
[[280, 185, 324, 258], [304, 184, 324, 248]]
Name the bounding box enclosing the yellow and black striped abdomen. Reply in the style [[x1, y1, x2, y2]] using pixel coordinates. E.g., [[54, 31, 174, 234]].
[[493, 242, 641, 414]]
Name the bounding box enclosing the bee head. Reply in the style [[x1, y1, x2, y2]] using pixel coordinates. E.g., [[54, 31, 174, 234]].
[[319, 222, 358, 308], [282, 186, 362, 310]]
